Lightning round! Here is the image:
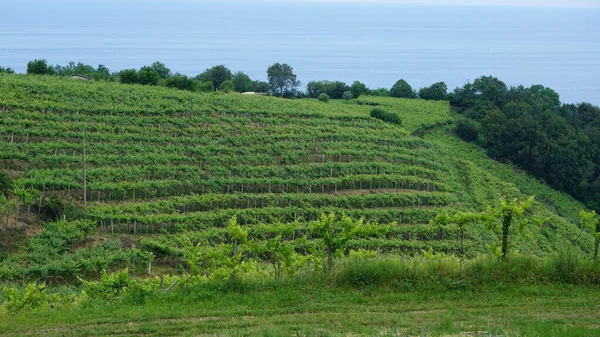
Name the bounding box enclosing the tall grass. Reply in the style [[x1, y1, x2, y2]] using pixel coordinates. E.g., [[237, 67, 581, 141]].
[[335, 252, 600, 290]]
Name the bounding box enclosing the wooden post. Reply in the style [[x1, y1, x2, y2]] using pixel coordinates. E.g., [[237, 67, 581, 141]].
[[83, 129, 87, 206]]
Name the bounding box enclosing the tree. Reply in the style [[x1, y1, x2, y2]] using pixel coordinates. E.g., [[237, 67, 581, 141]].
[[418, 81, 448, 100], [326, 81, 349, 99], [342, 91, 353, 101], [219, 80, 235, 92], [371, 88, 390, 97], [138, 66, 160, 86], [390, 79, 417, 99], [198, 65, 233, 91], [232, 71, 253, 92], [306, 81, 327, 98], [580, 210, 600, 260], [194, 80, 214, 93], [267, 63, 299, 98], [0, 171, 13, 196], [252, 81, 269, 93], [455, 120, 479, 142], [95, 64, 112, 80], [318, 93, 330, 103], [0, 66, 15, 74], [306, 81, 348, 99], [118, 69, 139, 84], [310, 213, 361, 271], [150, 61, 171, 80], [350, 81, 370, 98], [486, 196, 536, 259], [165, 74, 195, 91], [27, 59, 54, 75], [434, 210, 488, 256]]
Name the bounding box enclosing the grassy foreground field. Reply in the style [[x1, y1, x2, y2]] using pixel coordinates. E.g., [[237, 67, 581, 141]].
[[1, 281, 598, 337]]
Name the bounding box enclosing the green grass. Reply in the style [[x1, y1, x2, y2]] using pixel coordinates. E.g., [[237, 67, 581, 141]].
[[1, 281, 598, 337]]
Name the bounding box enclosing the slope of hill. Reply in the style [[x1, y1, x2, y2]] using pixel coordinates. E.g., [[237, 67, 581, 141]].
[[0, 74, 593, 281]]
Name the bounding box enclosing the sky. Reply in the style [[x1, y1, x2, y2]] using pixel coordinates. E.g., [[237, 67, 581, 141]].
[[216, 0, 600, 8]]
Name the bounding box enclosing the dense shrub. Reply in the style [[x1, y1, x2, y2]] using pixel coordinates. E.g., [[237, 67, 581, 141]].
[[165, 74, 195, 91], [118, 69, 139, 84], [26, 59, 54, 75], [455, 119, 479, 142], [138, 66, 160, 86], [390, 79, 417, 99], [318, 93, 330, 103], [370, 108, 402, 125], [342, 91, 353, 101]]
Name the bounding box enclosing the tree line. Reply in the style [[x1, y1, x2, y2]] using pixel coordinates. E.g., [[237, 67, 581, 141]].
[[6, 59, 449, 100], [451, 76, 600, 212]]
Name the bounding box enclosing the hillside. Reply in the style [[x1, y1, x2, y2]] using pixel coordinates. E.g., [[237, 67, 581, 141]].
[[0, 74, 593, 281]]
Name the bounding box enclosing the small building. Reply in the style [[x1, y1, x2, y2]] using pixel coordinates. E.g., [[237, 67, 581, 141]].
[[69, 74, 93, 81]]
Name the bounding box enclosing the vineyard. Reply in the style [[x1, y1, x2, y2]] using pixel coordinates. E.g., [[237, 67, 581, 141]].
[[0, 74, 592, 281]]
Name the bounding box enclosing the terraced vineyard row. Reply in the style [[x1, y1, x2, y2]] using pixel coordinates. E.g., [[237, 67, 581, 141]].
[[4, 74, 581, 281]]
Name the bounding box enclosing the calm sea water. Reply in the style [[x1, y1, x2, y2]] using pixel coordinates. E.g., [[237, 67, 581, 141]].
[[1, 0, 599, 105]]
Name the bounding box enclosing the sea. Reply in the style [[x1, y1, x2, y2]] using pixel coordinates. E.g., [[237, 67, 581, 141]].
[[1, 0, 599, 105]]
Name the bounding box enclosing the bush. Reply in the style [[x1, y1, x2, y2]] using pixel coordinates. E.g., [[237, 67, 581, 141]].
[[0, 171, 13, 195], [370, 108, 402, 125], [418, 81, 448, 100], [219, 80, 235, 92], [138, 66, 160, 86], [81, 269, 135, 301], [390, 79, 417, 99], [342, 91, 353, 101], [119, 69, 139, 84], [165, 74, 195, 91], [0, 66, 15, 74], [318, 93, 330, 103], [2, 283, 56, 314], [26, 59, 54, 75], [455, 120, 479, 142]]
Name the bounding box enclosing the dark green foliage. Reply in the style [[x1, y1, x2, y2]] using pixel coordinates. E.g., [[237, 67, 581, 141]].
[[370, 108, 402, 125], [195, 80, 214, 93], [306, 81, 349, 99], [0, 66, 15, 74], [50, 62, 113, 81], [418, 81, 448, 100], [118, 69, 139, 84], [455, 120, 479, 142], [0, 171, 13, 195], [232, 71, 253, 92], [390, 79, 417, 99], [219, 80, 235, 92], [26, 59, 54, 75], [350, 81, 370, 98], [149, 61, 171, 80], [453, 75, 600, 211], [252, 80, 269, 93], [138, 66, 160, 86], [318, 93, 330, 103], [197, 65, 233, 91], [165, 74, 195, 91], [267, 63, 298, 98], [370, 88, 390, 97], [451, 76, 508, 109]]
